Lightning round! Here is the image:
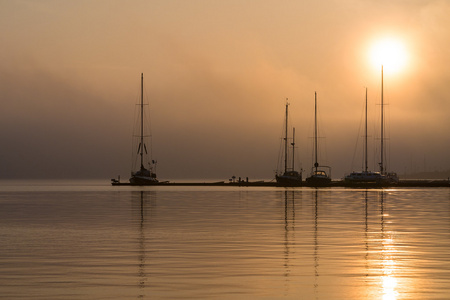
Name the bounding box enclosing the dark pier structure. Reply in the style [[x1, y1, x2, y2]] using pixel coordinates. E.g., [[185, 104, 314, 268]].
[[112, 178, 450, 188]]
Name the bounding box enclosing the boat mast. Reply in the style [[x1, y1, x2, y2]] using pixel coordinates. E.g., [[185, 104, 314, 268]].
[[284, 99, 289, 174], [140, 73, 144, 170], [291, 127, 296, 172], [380, 65, 384, 174], [314, 92, 319, 172], [365, 87, 368, 173]]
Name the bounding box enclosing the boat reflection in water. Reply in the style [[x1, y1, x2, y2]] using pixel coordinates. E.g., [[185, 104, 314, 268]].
[[116, 188, 449, 298], [132, 191, 156, 298], [307, 189, 402, 299], [2, 184, 449, 299], [283, 190, 295, 285]]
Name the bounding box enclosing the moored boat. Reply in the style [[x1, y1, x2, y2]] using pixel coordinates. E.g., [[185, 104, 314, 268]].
[[112, 73, 159, 186], [275, 99, 302, 186], [345, 67, 399, 187], [378, 65, 399, 184], [306, 92, 331, 187], [345, 171, 386, 185], [345, 88, 385, 185]]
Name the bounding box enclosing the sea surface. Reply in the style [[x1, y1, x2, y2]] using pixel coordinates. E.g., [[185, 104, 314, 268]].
[[0, 180, 449, 299]]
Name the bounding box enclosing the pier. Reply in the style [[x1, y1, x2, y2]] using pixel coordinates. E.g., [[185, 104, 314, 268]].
[[111, 178, 450, 188]]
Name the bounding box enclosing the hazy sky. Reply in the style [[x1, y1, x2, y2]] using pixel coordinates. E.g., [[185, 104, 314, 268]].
[[1, 0, 449, 180]]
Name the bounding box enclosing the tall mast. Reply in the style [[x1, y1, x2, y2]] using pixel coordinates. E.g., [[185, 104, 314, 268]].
[[284, 99, 289, 174], [365, 87, 368, 173], [291, 127, 296, 171], [140, 73, 144, 170], [380, 65, 384, 174], [314, 92, 318, 172]]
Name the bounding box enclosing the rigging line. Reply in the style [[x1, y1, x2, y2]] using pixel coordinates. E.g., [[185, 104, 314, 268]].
[[315, 96, 330, 167], [350, 100, 365, 172], [131, 93, 141, 172], [276, 136, 284, 174], [386, 99, 392, 172], [139, 75, 154, 157], [276, 106, 286, 174], [323, 138, 329, 166], [292, 130, 303, 172]]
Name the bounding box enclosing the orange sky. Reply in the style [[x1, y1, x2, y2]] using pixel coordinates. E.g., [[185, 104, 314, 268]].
[[1, 0, 449, 179]]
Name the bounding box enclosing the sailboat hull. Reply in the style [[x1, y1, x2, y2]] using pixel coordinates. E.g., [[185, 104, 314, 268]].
[[343, 171, 399, 187], [305, 176, 331, 187], [344, 173, 387, 187], [129, 175, 159, 185], [305, 167, 332, 187], [276, 171, 302, 186]]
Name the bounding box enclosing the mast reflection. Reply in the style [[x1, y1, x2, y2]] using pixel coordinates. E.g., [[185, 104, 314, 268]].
[[364, 190, 398, 299], [283, 190, 298, 282], [365, 189, 369, 278], [132, 191, 156, 299], [314, 189, 319, 299]]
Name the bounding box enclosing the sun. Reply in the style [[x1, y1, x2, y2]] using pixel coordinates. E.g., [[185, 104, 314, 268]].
[[370, 37, 408, 74]]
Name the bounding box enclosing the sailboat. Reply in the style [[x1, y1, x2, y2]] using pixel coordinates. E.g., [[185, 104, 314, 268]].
[[305, 92, 331, 187], [129, 73, 159, 185], [275, 100, 302, 186], [379, 65, 399, 184], [112, 73, 158, 186], [344, 88, 386, 185], [346, 65, 399, 186]]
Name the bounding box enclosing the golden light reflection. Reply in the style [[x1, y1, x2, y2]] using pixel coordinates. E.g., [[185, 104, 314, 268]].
[[377, 191, 399, 300], [370, 37, 408, 74], [379, 237, 399, 300], [381, 224, 398, 299], [382, 276, 398, 300]]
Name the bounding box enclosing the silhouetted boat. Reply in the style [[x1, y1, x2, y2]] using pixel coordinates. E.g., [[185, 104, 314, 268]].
[[378, 65, 399, 184], [345, 66, 399, 186], [345, 88, 387, 185], [306, 92, 331, 187], [276, 99, 302, 186], [112, 73, 158, 186]]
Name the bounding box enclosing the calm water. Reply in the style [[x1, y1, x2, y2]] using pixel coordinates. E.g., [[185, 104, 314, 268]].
[[0, 180, 449, 299]]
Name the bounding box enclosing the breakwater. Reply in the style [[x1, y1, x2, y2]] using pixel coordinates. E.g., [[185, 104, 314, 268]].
[[112, 179, 450, 188]]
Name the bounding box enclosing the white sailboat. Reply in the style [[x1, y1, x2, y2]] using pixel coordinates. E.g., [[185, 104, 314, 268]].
[[276, 99, 302, 186]]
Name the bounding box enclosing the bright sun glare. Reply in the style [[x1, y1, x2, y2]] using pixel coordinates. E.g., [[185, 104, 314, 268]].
[[370, 38, 408, 73]]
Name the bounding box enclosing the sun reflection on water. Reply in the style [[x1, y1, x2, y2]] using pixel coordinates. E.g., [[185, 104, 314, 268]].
[[382, 276, 398, 300], [380, 192, 398, 300]]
